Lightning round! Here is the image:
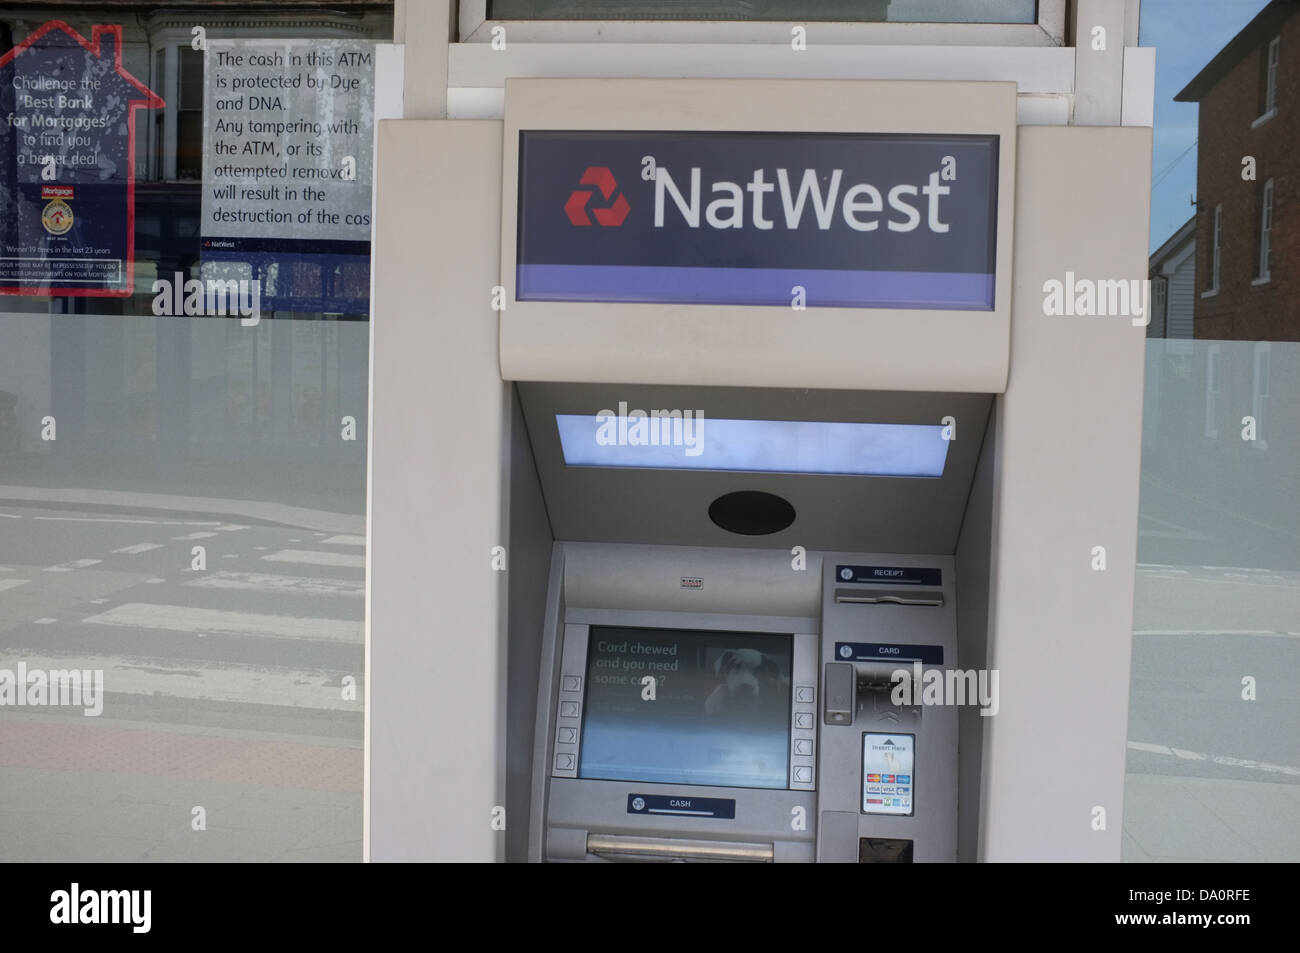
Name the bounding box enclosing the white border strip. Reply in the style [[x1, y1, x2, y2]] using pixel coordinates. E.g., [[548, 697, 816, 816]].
[[459, 1, 1067, 46], [365, 40, 406, 866], [449, 42, 1075, 94]]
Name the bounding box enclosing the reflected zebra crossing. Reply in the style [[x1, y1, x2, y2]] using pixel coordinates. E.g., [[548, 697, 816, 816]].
[[1, 535, 365, 714]]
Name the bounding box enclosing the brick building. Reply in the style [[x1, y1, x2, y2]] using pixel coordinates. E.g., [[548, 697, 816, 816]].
[[1176, 0, 1298, 341]]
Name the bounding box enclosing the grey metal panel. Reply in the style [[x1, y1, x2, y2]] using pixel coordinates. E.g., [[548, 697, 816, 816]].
[[815, 552, 958, 863], [586, 834, 774, 863], [568, 607, 818, 633], [819, 811, 862, 863], [790, 632, 819, 792], [547, 778, 815, 863], [955, 410, 996, 862], [505, 386, 556, 862], [552, 624, 588, 779], [565, 542, 822, 617], [526, 545, 568, 863], [518, 382, 992, 555]]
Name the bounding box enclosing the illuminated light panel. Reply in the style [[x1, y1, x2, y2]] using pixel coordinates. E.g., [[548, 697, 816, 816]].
[[555, 414, 948, 477]]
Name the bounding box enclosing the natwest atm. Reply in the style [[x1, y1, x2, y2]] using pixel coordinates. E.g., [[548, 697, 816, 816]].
[[367, 78, 1151, 862]]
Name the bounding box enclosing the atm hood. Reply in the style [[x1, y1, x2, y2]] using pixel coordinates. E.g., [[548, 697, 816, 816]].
[[517, 382, 992, 555]]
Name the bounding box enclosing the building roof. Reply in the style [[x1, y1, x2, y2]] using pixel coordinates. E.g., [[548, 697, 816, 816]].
[[1149, 215, 1195, 272], [1175, 0, 1298, 102]]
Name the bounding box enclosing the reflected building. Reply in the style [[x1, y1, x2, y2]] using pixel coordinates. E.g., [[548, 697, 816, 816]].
[[1175, 0, 1296, 342], [0, 2, 389, 503], [1146, 214, 1195, 341]]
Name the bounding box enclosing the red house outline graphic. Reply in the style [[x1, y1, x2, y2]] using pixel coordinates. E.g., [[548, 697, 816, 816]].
[[0, 20, 165, 298]]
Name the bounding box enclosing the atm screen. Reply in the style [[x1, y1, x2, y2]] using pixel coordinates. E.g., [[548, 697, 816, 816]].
[[578, 626, 793, 790]]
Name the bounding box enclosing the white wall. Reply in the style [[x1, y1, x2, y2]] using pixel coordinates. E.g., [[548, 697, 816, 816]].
[[980, 124, 1151, 861], [367, 119, 506, 861]]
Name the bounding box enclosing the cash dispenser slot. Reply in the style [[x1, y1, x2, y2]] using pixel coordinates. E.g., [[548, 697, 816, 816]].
[[586, 834, 774, 863]]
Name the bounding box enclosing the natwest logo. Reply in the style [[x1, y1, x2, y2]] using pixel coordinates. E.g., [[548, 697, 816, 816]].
[[516, 131, 998, 310], [653, 163, 952, 233], [564, 166, 630, 226]]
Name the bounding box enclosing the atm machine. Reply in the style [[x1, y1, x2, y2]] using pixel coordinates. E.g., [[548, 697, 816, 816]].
[[531, 547, 960, 863], [514, 383, 992, 863], [368, 76, 1150, 864]]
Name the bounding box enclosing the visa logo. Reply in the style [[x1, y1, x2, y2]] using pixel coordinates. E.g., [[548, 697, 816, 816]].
[[653, 163, 952, 234]]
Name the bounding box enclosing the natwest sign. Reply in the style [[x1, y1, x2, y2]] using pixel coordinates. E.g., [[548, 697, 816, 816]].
[[653, 166, 953, 234], [516, 130, 999, 311]]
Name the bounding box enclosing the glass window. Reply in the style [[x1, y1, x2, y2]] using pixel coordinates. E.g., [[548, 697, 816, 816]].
[[177, 46, 205, 180], [1204, 345, 1219, 439], [486, 0, 1039, 24], [1128, 341, 1300, 863], [153, 47, 166, 180], [1209, 205, 1222, 292], [1263, 35, 1280, 115], [1258, 179, 1273, 280], [0, 1, 394, 865], [1252, 342, 1270, 450], [1151, 275, 1167, 337]]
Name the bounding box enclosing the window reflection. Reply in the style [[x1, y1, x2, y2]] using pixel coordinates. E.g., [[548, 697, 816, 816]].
[[0, 2, 391, 863]]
